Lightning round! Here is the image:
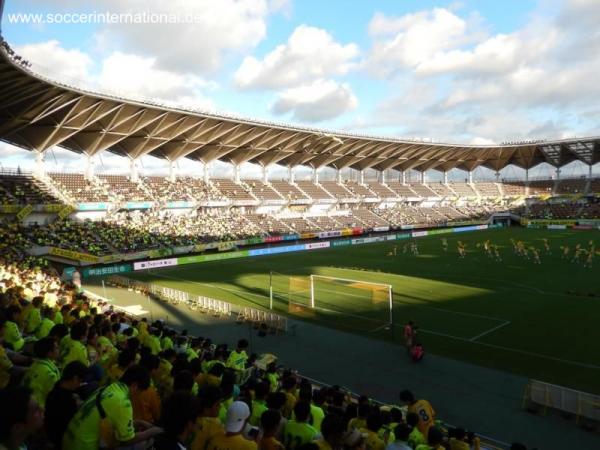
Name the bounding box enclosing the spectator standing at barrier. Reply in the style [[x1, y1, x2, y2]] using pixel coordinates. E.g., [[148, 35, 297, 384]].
[[400, 390, 435, 437]]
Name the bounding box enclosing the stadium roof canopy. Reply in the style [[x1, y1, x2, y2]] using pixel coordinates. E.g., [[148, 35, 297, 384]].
[[0, 40, 599, 173]]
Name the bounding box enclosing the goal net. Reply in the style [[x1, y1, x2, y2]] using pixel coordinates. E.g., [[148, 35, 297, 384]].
[[269, 272, 393, 333]]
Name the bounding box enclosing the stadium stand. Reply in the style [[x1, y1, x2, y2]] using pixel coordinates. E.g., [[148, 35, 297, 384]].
[[318, 181, 355, 200], [555, 178, 587, 195], [245, 181, 285, 202], [364, 182, 397, 199], [212, 179, 257, 203], [270, 181, 310, 202], [343, 181, 376, 198], [426, 182, 454, 197], [295, 181, 335, 201], [0, 173, 59, 204], [407, 183, 436, 197], [448, 182, 477, 197], [386, 181, 418, 198]]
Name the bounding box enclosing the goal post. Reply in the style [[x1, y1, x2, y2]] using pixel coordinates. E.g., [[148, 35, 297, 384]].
[[269, 271, 394, 335], [309, 275, 393, 332]]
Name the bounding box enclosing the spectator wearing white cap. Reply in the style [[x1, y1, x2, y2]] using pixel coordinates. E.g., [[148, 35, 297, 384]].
[[207, 401, 257, 450]]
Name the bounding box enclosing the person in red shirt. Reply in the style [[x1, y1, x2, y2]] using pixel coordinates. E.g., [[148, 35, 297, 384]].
[[403, 321, 415, 354]]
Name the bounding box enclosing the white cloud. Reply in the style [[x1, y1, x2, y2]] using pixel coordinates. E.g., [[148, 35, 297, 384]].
[[97, 52, 215, 110], [365, 8, 479, 78], [271, 79, 358, 122], [359, 1, 600, 143], [91, 0, 274, 73], [235, 25, 359, 90], [17, 40, 216, 111], [16, 40, 93, 81]]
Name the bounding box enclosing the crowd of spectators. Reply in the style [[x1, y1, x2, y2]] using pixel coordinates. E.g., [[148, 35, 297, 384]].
[[0, 247, 535, 450]]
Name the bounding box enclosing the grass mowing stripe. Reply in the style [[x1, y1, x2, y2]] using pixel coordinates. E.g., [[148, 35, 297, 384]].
[[144, 270, 600, 371]]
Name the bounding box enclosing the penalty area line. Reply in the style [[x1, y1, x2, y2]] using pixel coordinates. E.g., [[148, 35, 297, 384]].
[[141, 272, 600, 371], [469, 321, 511, 342]]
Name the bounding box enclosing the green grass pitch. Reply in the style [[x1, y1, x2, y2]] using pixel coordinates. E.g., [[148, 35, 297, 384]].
[[127, 227, 600, 394]]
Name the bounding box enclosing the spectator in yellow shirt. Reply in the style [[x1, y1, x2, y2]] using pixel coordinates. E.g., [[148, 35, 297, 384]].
[[361, 412, 386, 450], [400, 390, 435, 437], [207, 401, 257, 450], [190, 385, 224, 450], [259, 409, 284, 450]]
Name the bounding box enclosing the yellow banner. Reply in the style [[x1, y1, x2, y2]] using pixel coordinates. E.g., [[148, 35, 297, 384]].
[[341, 228, 354, 236], [193, 244, 206, 253], [0, 204, 20, 213], [217, 241, 236, 252], [300, 232, 317, 239], [58, 205, 75, 219], [16, 205, 34, 220], [48, 247, 99, 263]]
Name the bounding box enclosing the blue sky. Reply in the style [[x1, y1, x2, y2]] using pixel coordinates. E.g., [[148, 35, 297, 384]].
[[0, 0, 599, 178]]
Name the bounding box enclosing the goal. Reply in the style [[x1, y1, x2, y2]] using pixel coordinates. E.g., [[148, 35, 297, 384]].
[[269, 271, 394, 334]]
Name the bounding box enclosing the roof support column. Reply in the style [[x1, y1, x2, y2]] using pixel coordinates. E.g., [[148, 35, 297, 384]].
[[555, 167, 560, 181], [336, 169, 342, 184], [401, 171, 406, 185], [495, 171, 500, 182], [233, 164, 241, 183], [420, 171, 426, 184], [169, 160, 177, 182], [203, 162, 210, 184], [468, 171, 473, 184], [129, 158, 139, 182], [288, 166, 295, 183], [359, 170, 365, 185], [443, 171, 448, 184], [380, 170, 386, 184], [262, 165, 269, 183], [589, 164, 593, 179], [34, 151, 45, 177], [525, 168, 529, 184], [85, 154, 95, 180], [312, 167, 319, 184]]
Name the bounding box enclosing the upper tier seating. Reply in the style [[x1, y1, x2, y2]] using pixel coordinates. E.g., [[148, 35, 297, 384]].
[[245, 181, 284, 201], [408, 183, 436, 197], [449, 182, 477, 197], [212, 179, 256, 202], [295, 181, 334, 200], [364, 182, 397, 198], [270, 181, 310, 201], [528, 180, 554, 195], [0, 173, 59, 204], [427, 182, 454, 197], [318, 181, 355, 200], [49, 172, 111, 203], [500, 181, 526, 196], [343, 181, 376, 197], [555, 178, 587, 195], [474, 182, 501, 197], [98, 175, 150, 201], [386, 182, 418, 197]]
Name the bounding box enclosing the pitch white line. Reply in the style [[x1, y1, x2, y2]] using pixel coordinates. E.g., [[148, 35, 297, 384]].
[[469, 321, 511, 342], [136, 272, 600, 371]]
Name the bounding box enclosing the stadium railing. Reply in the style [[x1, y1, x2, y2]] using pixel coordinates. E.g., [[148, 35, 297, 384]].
[[299, 373, 511, 450], [104, 275, 287, 333], [522, 379, 600, 425]]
